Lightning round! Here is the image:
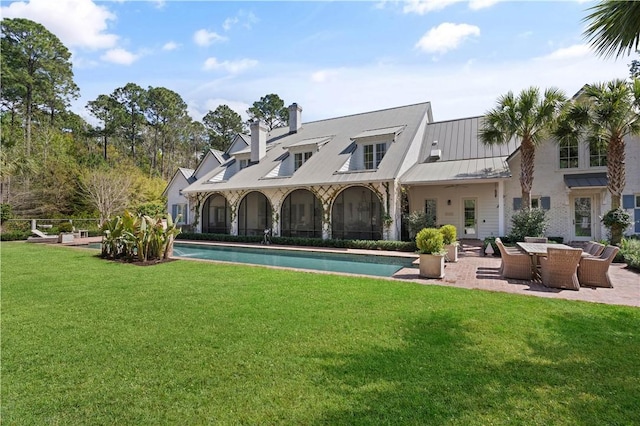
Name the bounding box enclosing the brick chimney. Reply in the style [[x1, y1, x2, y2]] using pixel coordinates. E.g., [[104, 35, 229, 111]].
[[250, 119, 267, 162], [288, 103, 302, 134]]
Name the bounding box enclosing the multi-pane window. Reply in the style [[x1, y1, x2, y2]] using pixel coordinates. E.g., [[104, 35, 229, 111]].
[[172, 203, 187, 224], [531, 197, 540, 209], [425, 199, 437, 226], [239, 159, 249, 169], [364, 143, 387, 169], [294, 151, 313, 171], [559, 140, 579, 168], [589, 140, 607, 167]]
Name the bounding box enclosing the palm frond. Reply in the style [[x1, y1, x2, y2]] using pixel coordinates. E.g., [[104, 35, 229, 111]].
[[583, 0, 640, 58]]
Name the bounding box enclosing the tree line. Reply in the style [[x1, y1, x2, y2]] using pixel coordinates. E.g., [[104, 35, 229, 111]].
[[0, 17, 289, 220]]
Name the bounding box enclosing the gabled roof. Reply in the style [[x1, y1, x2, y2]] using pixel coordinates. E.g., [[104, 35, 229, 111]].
[[401, 116, 519, 184], [179, 167, 195, 181], [162, 167, 195, 197], [183, 102, 433, 193]]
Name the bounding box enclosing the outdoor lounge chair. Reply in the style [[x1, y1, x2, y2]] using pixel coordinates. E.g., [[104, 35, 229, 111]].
[[539, 247, 583, 290], [496, 238, 532, 280], [27, 229, 59, 244], [524, 236, 548, 243], [578, 245, 620, 288]]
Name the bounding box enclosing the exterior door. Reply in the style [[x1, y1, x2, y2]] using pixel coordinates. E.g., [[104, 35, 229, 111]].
[[572, 196, 594, 241], [462, 198, 477, 238]]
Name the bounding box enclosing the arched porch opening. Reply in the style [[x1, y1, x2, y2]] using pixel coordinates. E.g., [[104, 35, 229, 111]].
[[331, 186, 382, 240], [238, 191, 272, 236], [202, 193, 231, 234], [281, 189, 322, 238]]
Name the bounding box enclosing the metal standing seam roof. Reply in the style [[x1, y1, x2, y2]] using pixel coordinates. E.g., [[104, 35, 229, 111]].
[[400, 116, 520, 184], [182, 102, 432, 193], [564, 172, 608, 188]]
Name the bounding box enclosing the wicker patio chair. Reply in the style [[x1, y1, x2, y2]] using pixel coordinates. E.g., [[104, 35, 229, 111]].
[[583, 241, 596, 253], [587, 242, 605, 256], [524, 236, 548, 243], [539, 247, 583, 290], [578, 245, 620, 288], [496, 239, 532, 280]]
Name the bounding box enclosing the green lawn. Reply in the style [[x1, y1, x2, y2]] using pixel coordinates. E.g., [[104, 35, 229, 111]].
[[2, 242, 639, 425]]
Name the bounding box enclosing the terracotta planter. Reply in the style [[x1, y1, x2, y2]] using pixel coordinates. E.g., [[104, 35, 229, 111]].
[[445, 244, 458, 263], [419, 253, 445, 279]]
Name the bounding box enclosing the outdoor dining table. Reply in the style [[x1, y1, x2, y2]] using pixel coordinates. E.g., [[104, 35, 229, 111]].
[[516, 242, 575, 280]]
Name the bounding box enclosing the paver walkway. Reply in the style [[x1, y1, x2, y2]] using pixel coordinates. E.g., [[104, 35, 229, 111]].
[[393, 241, 640, 307]]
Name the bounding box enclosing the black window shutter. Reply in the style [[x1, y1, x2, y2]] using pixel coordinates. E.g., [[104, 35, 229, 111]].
[[622, 194, 634, 209], [541, 197, 550, 210], [513, 198, 522, 210]]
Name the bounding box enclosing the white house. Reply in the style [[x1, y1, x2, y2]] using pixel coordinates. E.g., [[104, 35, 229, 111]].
[[165, 101, 640, 242]]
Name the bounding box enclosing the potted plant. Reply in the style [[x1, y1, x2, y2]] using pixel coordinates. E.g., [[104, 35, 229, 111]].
[[440, 224, 458, 262], [416, 227, 446, 279], [58, 222, 74, 243]]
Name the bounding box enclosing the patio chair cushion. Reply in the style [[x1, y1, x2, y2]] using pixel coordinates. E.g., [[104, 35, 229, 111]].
[[578, 245, 620, 288], [539, 247, 583, 290]]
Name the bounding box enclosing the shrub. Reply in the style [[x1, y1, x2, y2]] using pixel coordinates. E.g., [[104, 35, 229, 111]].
[[619, 238, 640, 271], [58, 222, 73, 233], [101, 211, 181, 262], [508, 208, 548, 242], [405, 211, 435, 239], [601, 208, 632, 244], [415, 228, 445, 255], [0, 204, 12, 224], [176, 233, 417, 252], [440, 224, 457, 245], [0, 231, 30, 241]]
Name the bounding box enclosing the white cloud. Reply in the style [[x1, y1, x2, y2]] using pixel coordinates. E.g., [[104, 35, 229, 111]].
[[223, 17, 239, 31], [469, 0, 501, 10], [311, 70, 340, 83], [193, 29, 228, 46], [0, 0, 118, 50], [403, 0, 462, 14], [162, 41, 180, 51], [101, 48, 139, 65], [203, 57, 258, 73], [537, 44, 591, 61], [415, 23, 480, 54], [403, 0, 498, 14]]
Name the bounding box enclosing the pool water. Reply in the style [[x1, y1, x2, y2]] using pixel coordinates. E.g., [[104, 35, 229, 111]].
[[172, 243, 415, 277]]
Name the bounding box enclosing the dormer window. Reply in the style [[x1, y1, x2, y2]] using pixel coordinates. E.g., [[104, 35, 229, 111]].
[[364, 143, 387, 169], [239, 159, 249, 170], [294, 152, 313, 171]]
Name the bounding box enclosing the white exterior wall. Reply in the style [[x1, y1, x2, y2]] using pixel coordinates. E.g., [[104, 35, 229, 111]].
[[504, 136, 640, 242], [194, 154, 221, 179], [166, 174, 191, 225], [407, 182, 500, 240], [622, 135, 640, 237]]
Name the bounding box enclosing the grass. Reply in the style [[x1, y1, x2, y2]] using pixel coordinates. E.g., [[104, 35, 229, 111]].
[[2, 242, 639, 425]]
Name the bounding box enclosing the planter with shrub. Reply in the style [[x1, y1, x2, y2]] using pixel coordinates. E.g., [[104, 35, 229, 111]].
[[416, 227, 446, 279]]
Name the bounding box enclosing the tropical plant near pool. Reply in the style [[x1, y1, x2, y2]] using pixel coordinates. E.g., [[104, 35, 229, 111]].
[[101, 211, 181, 262]]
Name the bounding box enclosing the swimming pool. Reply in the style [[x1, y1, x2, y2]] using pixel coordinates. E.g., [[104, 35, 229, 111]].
[[172, 242, 416, 277]]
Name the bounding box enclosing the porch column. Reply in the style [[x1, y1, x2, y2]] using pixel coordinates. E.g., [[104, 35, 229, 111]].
[[322, 202, 331, 240], [498, 180, 505, 236]]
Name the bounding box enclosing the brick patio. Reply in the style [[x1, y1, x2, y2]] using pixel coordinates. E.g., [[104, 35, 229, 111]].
[[393, 240, 640, 307]]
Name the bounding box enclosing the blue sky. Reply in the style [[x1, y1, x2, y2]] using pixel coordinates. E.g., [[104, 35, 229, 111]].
[[1, 0, 632, 125]]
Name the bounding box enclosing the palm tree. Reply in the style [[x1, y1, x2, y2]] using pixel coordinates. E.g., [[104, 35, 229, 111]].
[[554, 79, 640, 244], [583, 0, 640, 58], [479, 87, 567, 210]]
